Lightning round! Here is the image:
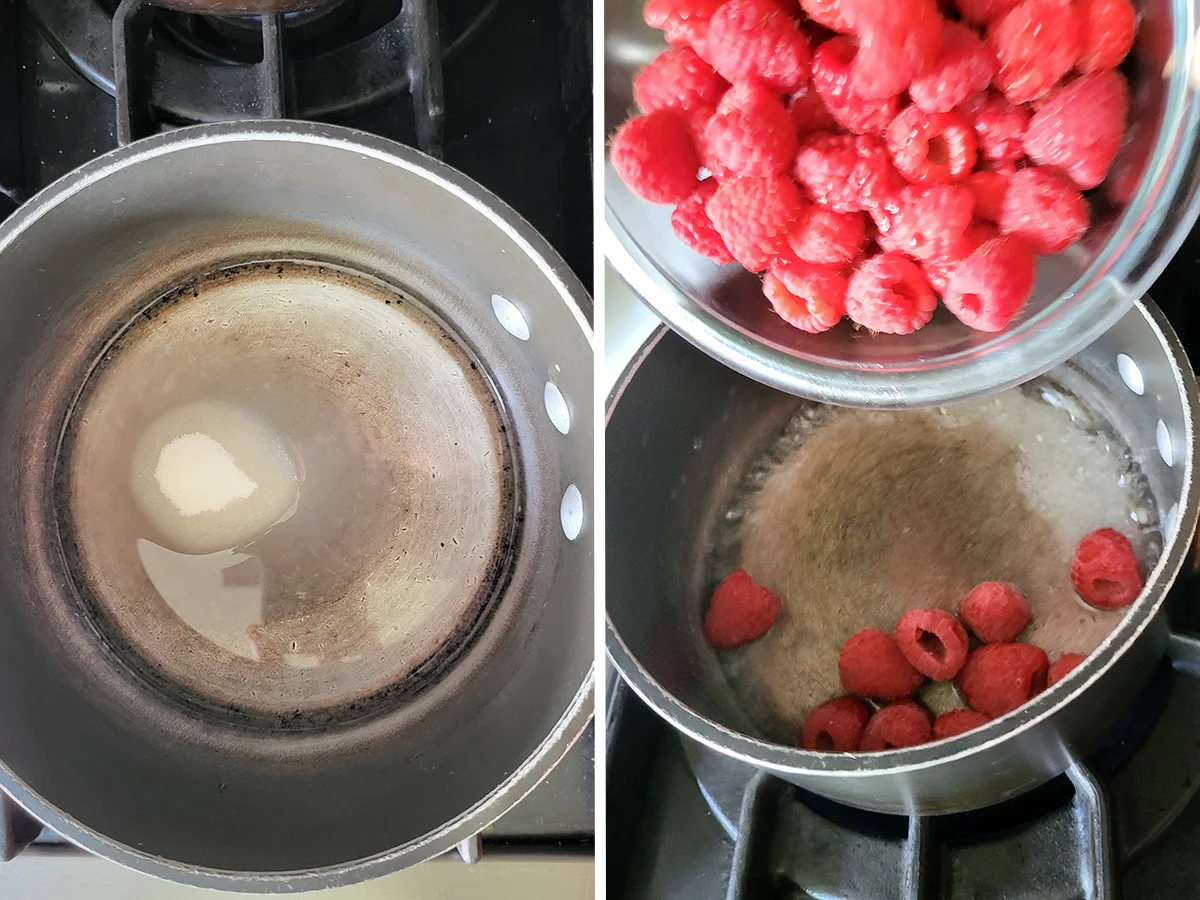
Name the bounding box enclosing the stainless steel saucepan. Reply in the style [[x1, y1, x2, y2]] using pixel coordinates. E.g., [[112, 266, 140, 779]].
[[0, 121, 593, 890]]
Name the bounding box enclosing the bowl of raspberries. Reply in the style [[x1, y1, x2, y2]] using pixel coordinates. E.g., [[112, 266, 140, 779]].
[[604, 0, 1200, 406]]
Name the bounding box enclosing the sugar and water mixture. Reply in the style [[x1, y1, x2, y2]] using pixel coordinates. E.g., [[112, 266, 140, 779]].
[[706, 379, 1162, 743]]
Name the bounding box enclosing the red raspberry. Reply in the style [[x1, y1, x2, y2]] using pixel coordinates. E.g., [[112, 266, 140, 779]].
[[933, 708, 992, 740], [671, 181, 735, 263], [922, 221, 996, 292], [860, 701, 933, 751], [882, 184, 974, 261], [841, 0, 944, 100], [943, 235, 1036, 331], [959, 91, 1029, 164], [611, 111, 700, 205], [634, 47, 729, 115], [988, 0, 1083, 104], [895, 608, 970, 681], [799, 696, 870, 751], [957, 643, 1049, 717], [811, 37, 902, 134], [845, 252, 937, 334], [707, 175, 807, 270], [1077, 0, 1137, 73], [703, 569, 782, 649], [999, 167, 1089, 254], [644, 0, 726, 46], [886, 106, 978, 185], [1048, 652, 1087, 686], [954, 0, 1020, 27], [793, 132, 903, 213], [789, 82, 838, 139], [703, 82, 799, 178], [909, 23, 996, 114], [1071, 528, 1144, 609], [839, 627, 924, 698], [960, 582, 1031, 643], [703, 0, 812, 93], [788, 206, 867, 266], [967, 170, 1010, 222], [763, 259, 848, 332], [800, 0, 851, 32], [1023, 70, 1129, 191]]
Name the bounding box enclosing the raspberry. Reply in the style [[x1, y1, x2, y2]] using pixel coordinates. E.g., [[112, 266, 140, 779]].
[[839, 627, 924, 699], [703, 569, 783, 649], [1048, 652, 1087, 686], [845, 252, 937, 334], [895, 608, 970, 681], [800, 696, 870, 751], [960, 582, 1031, 643], [860, 701, 933, 751], [707, 175, 807, 270], [1077, 0, 1137, 73], [789, 82, 838, 139], [999, 167, 1089, 254], [703, 0, 812, 93], [958, 643, 1049, 717], [960, 91, 1029, 163], [1070, 528, 1144, 609], [811, 37, 903, 134], [703, 82, 799, 178], [922, 221, 996, 292], [988, 0, 1083, 104], [954, 0, 1020, 27], [788, 206, 867, 266], [800, 0, 851, 32], [793, 132, 903, 213], [967, 170, 1010, 222], [644, 0, 726, 47], [886, 106, 978, 184], [672, 181, 735, 263], [909, 23, 996, 114], [611, 111, 701, 204], [882, 184, 974, 261], [943, 235, 1036, 331], [933, 708, 992, 740], [763, 259, 848, 332], [634, 47, 729, 115], [1023, 70, 1130, 191], [841, 0, 944, 100]]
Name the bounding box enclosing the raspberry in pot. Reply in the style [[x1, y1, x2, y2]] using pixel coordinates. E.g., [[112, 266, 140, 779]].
[[943, 235, 1036, 332], [1048, 652, 1087, 686], [707, 175, 807, 271], [998, 167, 1089, 254], [841, 0, 944, 100], [988, 0, 1083, 104], [634, 47, 729, 115], [1023, 69, 1130, 191], [801, 0, 852, 33], [909, 23, 996, 114], [811, 37, 903, 135], [933, 708, 992, 740], [967, 170, 1010, 223], [960, 582, 1032, 643], [886, 106, 978, 185], [895, 608, 970, 681], [846, 252, 938, 334], [703, 0, 812, 93], [703, 569, 783, 649], [838, 627, 925, 699], [763, 259, 849, 333], [922, 221, 997, 292], [959, 91, 1029, 164], [800, 696, 871, 751], [644, 0, 726, 46], [611, 110, 701, 205], [793, 132, 861, 213], [788, 206, 868, 267], [860, 701, 933, 751], [671, 181, 735, 263], [957, 642, 1049, 717], [1077, 0, 1137, 73], [1071, 528, 1144, 609], [703, 82, 799, 178], [882, 184, 974, 261]]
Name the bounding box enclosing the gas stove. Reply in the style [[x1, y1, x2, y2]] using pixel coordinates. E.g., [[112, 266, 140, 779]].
[[0, 0, 593, 874]]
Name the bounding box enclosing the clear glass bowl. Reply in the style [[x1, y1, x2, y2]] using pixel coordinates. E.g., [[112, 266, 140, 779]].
[[604, 0, 1200, 407]]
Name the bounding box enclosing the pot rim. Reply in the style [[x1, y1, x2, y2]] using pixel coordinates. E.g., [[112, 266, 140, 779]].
[[0, 119, 594, 889], [605, 301, 1200, 781]]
